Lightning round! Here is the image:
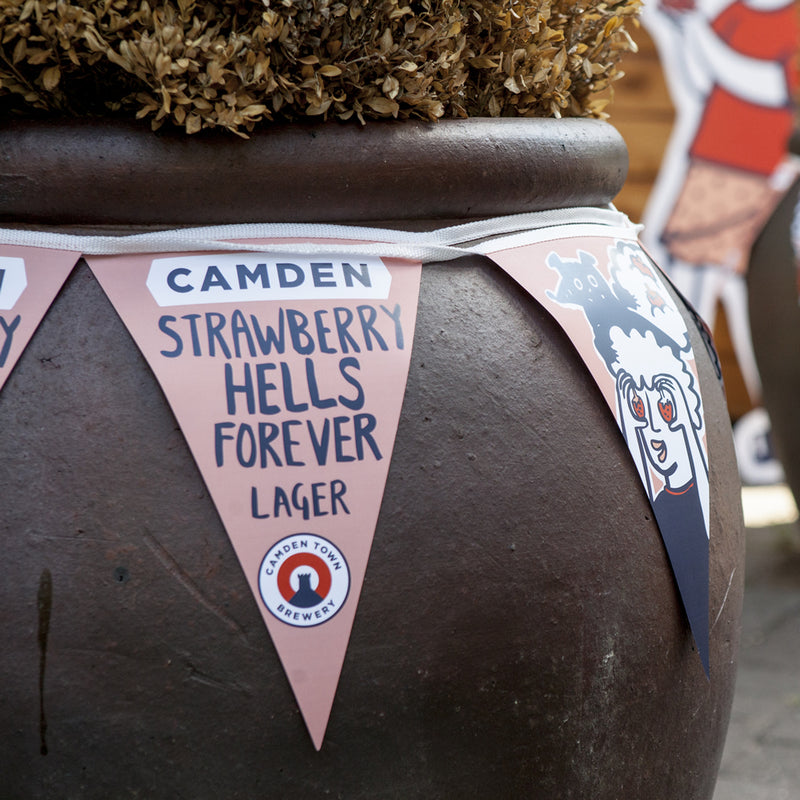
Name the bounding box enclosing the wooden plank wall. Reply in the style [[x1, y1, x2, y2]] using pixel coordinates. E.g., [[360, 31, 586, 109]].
[[606, 25, 752, 419], [605, 26, 675, 226]]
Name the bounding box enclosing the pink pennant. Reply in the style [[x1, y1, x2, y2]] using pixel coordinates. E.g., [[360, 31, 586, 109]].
[[87, 245, 421, 747], [481, 230, 712, 675], [0, 245, 80, 392]]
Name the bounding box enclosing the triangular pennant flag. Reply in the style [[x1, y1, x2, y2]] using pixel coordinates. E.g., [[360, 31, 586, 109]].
[[0, 245, 80, 392], [478, 226, 711, 676], [86, 245, 421, 747]]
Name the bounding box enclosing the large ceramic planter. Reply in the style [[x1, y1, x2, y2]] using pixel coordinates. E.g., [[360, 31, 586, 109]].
[[0, 118, 743, 799], [748, 172, 800, 507]]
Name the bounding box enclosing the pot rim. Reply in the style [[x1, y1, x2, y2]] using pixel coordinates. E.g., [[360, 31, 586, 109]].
[[0, 117, 628, 227]]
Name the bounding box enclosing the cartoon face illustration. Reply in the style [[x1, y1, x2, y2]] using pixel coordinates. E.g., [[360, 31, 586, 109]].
[[611, 325, 702, 491], [546, 247, 708, 510], [621, 374, 690, 477]]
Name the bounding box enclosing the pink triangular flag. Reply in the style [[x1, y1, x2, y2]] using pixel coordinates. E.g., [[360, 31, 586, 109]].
[[87, 245, 421, 747], [479, 228, 711, 675], [0, 245, 80, 392]]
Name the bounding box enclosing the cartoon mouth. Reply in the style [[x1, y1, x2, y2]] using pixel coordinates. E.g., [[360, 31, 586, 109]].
[[651, 440, 667, 463]]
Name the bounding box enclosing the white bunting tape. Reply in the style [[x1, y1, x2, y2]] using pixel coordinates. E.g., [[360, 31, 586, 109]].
[[0, 207, 640, 260]]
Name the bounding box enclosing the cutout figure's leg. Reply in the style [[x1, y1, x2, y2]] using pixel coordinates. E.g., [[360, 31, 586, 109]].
[[721, 271, 762, 403]]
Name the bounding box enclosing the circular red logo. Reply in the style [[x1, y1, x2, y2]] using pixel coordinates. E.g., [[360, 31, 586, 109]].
[[259, 534, 350, 627]]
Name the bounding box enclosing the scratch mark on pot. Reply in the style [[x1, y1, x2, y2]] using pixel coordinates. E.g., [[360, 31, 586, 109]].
[[185, 662, 250, 693], [37, 569, 53, 756], [711, 567, 736, 632], [38, 355, 62, 370], [142, 529, 250, 646]]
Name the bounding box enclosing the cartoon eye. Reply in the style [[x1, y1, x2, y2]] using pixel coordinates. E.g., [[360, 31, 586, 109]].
[[658, 393, 675, 424], [629, 390, 646, 420], [588, 275, 598, 287], [573, 278, 583, 290]]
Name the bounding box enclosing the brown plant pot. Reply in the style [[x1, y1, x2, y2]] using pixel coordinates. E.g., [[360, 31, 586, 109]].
[[0, 118, 743, 799], [748, 176, 800, 507]]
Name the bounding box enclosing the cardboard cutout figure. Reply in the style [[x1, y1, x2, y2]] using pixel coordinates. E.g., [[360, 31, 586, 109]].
[[641, 0, 799, 483]]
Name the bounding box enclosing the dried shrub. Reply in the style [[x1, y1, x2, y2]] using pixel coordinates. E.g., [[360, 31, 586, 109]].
[[0, 0, 641, 135]]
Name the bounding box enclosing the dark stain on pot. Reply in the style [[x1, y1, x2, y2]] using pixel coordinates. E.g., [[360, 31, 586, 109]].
[[37, 568, 52, 756], [38, 355, 61, 370], [113, 566, 130, 584]]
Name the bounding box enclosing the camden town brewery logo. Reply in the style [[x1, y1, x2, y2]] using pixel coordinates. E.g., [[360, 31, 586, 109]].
[[259, 533, 350, 627]]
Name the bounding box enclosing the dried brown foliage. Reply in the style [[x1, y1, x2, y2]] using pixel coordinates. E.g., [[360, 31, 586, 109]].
[[0, 0, 641, 135]]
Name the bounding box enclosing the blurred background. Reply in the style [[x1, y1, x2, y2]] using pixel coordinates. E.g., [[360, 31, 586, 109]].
[[610, 21, 800, 798]]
